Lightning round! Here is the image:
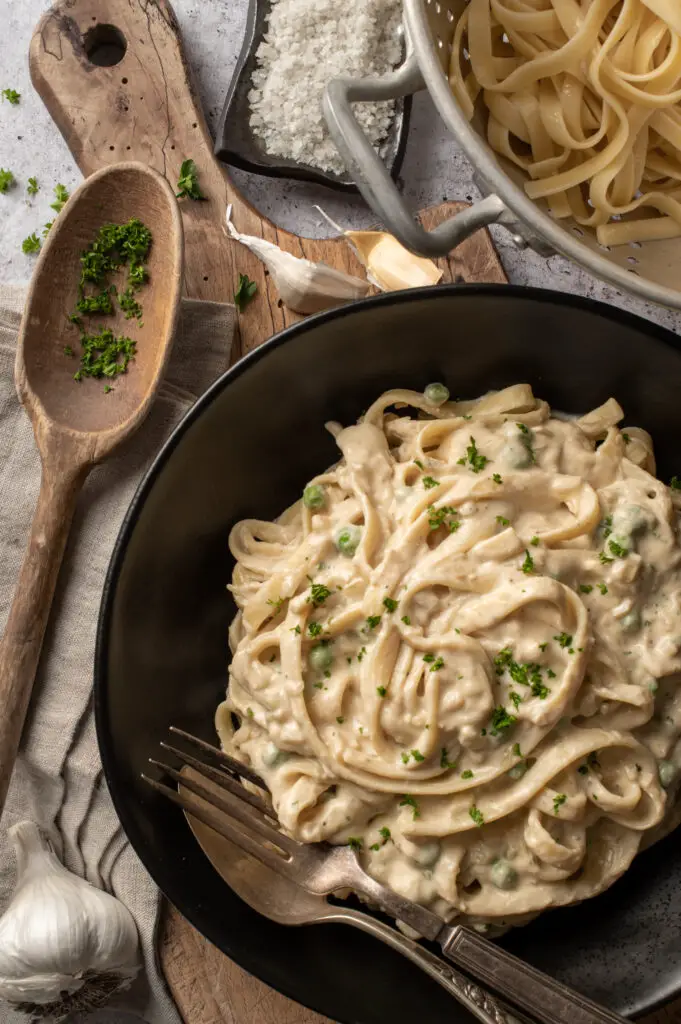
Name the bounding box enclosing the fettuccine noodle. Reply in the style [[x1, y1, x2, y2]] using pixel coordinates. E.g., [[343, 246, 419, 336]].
[[217, 385, 681, 931], [448, 0, 681, 246]]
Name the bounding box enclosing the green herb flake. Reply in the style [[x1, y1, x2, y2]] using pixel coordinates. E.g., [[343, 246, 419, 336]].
[[598, 582, 608, 595], [496, 516, 510, 526], [308, 582, 332, 607], [423, 476, 440, 490], [0, 169, 16, 193], [579, 584, 593, 594], [1, 88, 20, 104], [490, 706, 517, 736], [512, 743, 523, 758], [308, 621, 323, 637], [493, 473, 503, 484], [399, 794, 420, 819], [469, 804, 484, 827], [538, 642, 548, 651], [50, 183, 70, 213], [357, 646, 367, 662], [21, 233, 41, 255], [622, 432, 630, 444], [336, 716, 345, 724], [509, 691, 522, 710], [291, 625, 301, 635], [461, 769, 474, 779], [377, 686, 387, 697], [347, 837, 363, 852], [530, 536, 540, 547], [440, 748, 457, 769], [176, 158, 205, 200], [26, 176, 39, 196], [521, 550, 535, 575], [414, 459, 424, 470], [430, 656, 445, 672], [423, 653, 435, 664], [410, 749, 425, 762], [234, 273, 258, 312], [365, 615, 382, 631], [554, 632, 573, 649], [553, 793, 567, 814], [463, 435, 489, 474], [383, 597, 398, 613], [401, 615, 411, 626], [608, 539, 628, 558]]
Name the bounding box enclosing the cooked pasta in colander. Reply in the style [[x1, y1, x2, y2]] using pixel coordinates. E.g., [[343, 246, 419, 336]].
[[216, 384, 681, 932], [449, 0, 681, 247]]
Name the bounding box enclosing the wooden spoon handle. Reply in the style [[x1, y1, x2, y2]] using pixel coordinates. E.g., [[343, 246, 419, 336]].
[[0, 459, 87, 812]]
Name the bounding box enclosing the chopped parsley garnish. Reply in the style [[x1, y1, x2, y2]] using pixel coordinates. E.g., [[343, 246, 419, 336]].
[[423, 653, 435, 663], [347, 837, 363, 852], [0, 169, 15, 193], [50, 183, 70, 213], [399, 795, 420, 819], [21, 233, 41, 255], [671, 476, 681, 491], [370, 826, 392, 851], [383, 597, 398, 613], [601, 515, 613, 538], [496, 516, 510, 526], [414, 459, 424, 470], [246, 707, 254, 718], [336, 716, 344, 724], [494, 648, 550, 699], [267, 596, 285, 614], [26, 177, 39, 196], [410, 749, 425, 762], [357, 646, 367, 662], [1, 88, 20, 104], [509, 691, 522, 710], [517, 422, 536, 463], [622, 432, 630, 444], [176, 158, 205, 200], [423, 476, 440, 490], [430, 656, 445, 672], [377, 686, 387, 697], [234, 273, 257, 311], [512, 743, 523, 758], [440, 748, 457, 769], [538, 642, 548, 651], [547, 668, 557, 679], [554, 633, 573, 649], [553, 793, 567, 814], [428, 505, 459, 531], [63, 345, 74, 357], [521, 550, 535, 574], [608, 539, 628, 558], [492, 473, 503, 484], [291, 625, 301, 634], [598, 582, 608, 595], [71, 328, 136, 384], [599, 552, 613, 565], [461, 436, 489, 474], [530, 536, 540, 547], [490, 706, 517, 736], [308, 581, 332, 606], [401, 615, 411, 625], [579, 584, 593, 594], [461, 769, 474, 779], [469, 804, 484, 827], [365, 615, 382, 630], [308, 621, 323, 637]]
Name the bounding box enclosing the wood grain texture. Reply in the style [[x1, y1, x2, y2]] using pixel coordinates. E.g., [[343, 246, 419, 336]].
[[0, 162, 182, 816], [29, 0, 506, 365]]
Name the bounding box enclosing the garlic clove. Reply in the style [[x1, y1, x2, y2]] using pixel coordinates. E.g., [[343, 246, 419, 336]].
[[344, 231, 443, 291], [226, 206, 369, 314], [0, 821, 139, 1011]]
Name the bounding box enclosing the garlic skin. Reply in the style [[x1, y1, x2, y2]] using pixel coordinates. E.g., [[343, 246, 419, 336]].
[[226, 206, 369, 314], [0, 821, 140, 1007]]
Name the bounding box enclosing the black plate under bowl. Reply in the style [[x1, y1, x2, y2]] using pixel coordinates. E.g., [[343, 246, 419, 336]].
[[96, 286, 681, 1024], [214, 0, 411, 192]]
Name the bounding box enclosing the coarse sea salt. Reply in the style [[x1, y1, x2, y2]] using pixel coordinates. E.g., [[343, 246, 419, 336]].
[[248, 0, 402, 176]]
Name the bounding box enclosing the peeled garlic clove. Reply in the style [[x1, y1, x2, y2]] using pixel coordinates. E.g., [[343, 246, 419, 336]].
[[225, 207, 369, 314], [0, 821, 139, 1009], [345, 231, 443, 292]]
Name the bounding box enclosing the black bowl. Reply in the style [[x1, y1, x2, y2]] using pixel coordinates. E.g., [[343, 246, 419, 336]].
[[96, 285, 681, 1024]]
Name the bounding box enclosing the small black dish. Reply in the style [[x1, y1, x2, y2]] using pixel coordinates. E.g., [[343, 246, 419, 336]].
[[97, 286, 681, 1024], [214, 0, 412, 192]]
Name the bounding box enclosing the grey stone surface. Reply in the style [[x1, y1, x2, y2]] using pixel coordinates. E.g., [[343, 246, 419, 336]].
[[1, 0, 681, 336]]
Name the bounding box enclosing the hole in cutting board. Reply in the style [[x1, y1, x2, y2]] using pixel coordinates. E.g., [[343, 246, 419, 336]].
[[83, 24, 127, 67]]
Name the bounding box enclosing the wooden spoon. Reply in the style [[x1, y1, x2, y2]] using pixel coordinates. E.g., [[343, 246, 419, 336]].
[[0, 161, 183, 814]]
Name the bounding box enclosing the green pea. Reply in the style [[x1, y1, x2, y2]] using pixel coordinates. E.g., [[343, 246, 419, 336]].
[[659, 760, 677, 788], [309, 642, 333, 674], [507, 761, 528, 780], [620, 609, 641, 634], [413, 840, 441, 868], [424, 382, 450, 406], [262, 743, 289, 768], [336, 524, 362, 557], [491, 859, 518, 890], [303, 484, 326, 510]]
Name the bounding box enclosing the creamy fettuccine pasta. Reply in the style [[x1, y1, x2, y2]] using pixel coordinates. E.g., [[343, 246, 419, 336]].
[[217, 384, 681, 930]]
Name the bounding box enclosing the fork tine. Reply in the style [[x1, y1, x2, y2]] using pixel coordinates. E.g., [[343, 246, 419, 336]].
[[149, 758, 300, 854], [168, 727, 267, 790], [159, 741, 272, 815], [142, 774, 294, 877]]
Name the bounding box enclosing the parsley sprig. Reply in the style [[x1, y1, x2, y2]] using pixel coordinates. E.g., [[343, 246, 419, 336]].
[[458, 436, 489, 473], [176, 158, 205, 200], [234, 273, 258, 311], [1, 88, 20, 104]]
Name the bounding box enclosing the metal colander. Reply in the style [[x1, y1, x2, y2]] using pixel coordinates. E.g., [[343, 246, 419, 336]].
[[323, 0, 681, 310]]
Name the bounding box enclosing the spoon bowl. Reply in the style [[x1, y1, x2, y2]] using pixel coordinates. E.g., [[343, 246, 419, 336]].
[[18, 162, 183, 442], [0, 161, 183, 815]]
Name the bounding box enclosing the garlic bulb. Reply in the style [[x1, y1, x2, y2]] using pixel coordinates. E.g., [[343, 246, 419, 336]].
[[226, 206, 369, 314], [315, 206, 443, 292], [0, 821, 140, 1013]]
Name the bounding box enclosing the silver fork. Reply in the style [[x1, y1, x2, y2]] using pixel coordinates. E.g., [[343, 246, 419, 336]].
[[144, 729, 627, 1024]]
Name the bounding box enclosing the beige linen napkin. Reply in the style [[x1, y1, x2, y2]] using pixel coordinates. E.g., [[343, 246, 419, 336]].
[[0, 282, 235, 1023]]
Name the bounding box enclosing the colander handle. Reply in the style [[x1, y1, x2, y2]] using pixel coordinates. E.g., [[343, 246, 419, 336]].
[[324, 54, 509, 258]]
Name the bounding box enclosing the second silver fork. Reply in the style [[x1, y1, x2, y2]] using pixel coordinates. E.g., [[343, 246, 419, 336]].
[[144, 729, 627, 1024]]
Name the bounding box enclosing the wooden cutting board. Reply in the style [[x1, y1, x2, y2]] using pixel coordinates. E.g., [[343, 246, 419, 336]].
[[29, 4, 674, 1024]]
